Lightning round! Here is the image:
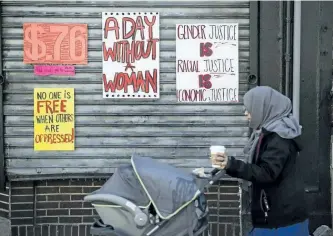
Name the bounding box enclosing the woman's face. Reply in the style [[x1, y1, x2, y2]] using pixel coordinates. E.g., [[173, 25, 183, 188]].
[[244, 110, 251, 121]]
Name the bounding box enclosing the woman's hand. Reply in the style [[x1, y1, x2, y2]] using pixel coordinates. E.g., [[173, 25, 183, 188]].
[[214, 153, 229, 169]]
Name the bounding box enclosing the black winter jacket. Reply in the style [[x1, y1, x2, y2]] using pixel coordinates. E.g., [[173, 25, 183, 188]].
[[225, 129, 308, 228]]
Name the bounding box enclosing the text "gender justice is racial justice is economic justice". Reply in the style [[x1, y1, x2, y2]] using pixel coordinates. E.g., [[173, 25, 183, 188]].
[[176, 23, 239, 103]]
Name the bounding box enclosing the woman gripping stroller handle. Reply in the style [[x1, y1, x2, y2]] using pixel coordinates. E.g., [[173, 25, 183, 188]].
[[195, 168, 226, 193], [84, 194, 148, 227], [210, 168, 220, 176]]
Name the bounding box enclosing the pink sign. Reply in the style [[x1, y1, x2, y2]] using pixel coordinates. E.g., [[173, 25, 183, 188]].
[[34, 65, 75, 76]]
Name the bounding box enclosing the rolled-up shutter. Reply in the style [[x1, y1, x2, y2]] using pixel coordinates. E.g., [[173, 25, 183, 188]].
[[1, 1, 250, 180]]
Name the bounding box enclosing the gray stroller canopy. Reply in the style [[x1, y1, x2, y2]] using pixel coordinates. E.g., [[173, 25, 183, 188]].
[[131, 156, 200, 219], [95, 164, 151, 208], [94, 156, 201, 220]]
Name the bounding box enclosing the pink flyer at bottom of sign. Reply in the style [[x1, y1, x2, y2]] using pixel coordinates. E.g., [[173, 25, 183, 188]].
[[34, 65, 75, 76]]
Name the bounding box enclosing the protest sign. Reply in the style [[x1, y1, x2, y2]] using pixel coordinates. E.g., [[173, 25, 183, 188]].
[[176, 23, 239, 103], [102, 12, 160, 98], [24, 23, 87, 64], [34, 65, 75, 76], [34, 88, 75, 151]]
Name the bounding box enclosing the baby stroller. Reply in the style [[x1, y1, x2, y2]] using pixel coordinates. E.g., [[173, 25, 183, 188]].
[[84, 155, 225, 236]]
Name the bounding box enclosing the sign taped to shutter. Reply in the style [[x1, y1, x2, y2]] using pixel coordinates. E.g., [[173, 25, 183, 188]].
[[23, 23, 88, 65], [34, 88, 75, 151], [176, 23, 239, 103], [34, 65, 75, 76], [102, 12, 160, 99]]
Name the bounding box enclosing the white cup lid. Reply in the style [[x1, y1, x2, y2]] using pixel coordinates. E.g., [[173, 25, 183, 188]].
[[210, 146, 225, 153]]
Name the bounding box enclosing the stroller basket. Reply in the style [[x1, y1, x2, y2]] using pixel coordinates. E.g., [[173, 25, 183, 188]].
[[84, 156, 224, 236]]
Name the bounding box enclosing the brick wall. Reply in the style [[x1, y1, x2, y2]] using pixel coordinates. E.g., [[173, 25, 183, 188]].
[[2, 179, 240, 236]]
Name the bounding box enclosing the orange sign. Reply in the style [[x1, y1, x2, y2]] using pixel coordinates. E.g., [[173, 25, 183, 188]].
[[23, 23, 88, 65]]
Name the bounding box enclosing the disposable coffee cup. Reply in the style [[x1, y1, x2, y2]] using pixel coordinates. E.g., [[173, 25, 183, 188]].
[[210, 146, 226, 168]]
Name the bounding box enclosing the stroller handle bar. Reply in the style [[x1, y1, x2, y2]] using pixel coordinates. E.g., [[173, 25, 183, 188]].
[[210, 169, 226, 183], [196, 169, 226, 193], [84, 194, 148, 227]]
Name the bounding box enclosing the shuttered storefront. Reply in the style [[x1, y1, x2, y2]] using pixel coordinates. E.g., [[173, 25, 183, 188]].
[[1, 1, 252, 235], [2, 1, 250, 180]]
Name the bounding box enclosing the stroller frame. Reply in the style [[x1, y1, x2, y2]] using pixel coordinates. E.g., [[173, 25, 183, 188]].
[[84, 157, 224, 236]]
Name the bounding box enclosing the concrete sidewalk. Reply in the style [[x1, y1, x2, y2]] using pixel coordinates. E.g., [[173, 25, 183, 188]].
[[0, 217, 10, 236]]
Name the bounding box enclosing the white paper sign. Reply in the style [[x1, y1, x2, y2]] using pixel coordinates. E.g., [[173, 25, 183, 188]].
[[102, 12, 160, 99], [176, 23, 239, 103]]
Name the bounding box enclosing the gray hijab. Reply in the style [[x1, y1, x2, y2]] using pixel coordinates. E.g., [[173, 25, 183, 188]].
[[241, 86, 302, 191]]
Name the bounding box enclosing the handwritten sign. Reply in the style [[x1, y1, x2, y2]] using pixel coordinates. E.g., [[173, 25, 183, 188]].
[[24, 23, 88, 64], [102, 12, 160, 99], [176, 23, 239, 103], [34, 88, 75, 151], [34, 65, 75, 76]]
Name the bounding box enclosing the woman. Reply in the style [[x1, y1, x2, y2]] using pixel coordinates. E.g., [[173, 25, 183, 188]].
[[215, 86, 309, 235]]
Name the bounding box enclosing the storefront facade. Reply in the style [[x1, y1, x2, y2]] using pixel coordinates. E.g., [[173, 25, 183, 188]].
[[0, 1, 253, 236], [0, 1, 331, 236]]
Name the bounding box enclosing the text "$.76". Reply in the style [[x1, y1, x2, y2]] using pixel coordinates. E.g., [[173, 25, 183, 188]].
[[23, 23, 88, 65]]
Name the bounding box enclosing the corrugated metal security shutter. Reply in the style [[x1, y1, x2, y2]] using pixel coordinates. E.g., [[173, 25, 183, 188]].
[[1, 1, 250, 180]]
